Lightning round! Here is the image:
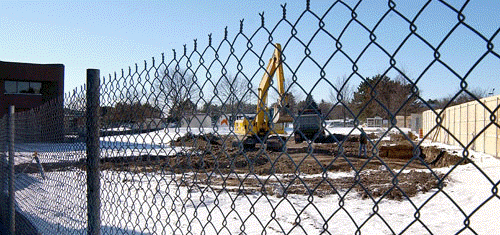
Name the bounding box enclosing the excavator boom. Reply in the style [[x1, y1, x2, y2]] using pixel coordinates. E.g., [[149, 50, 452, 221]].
[[235, 43, 292, 138], [254, 43, 292, 135]]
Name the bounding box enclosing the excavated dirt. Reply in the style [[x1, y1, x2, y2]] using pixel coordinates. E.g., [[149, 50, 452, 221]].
[[154, 168, 445, 200], [155, 132, 470, 175], [17, 132, 470, 199], [100, 133, 465, 199], [420, 145, 472, 167]]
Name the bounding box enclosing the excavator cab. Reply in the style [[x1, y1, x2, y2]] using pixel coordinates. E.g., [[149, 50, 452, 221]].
[[234, 117, 251, 135]]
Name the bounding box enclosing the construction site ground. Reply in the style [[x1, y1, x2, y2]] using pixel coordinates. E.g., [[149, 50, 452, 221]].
[[20, 132, 471, 200]]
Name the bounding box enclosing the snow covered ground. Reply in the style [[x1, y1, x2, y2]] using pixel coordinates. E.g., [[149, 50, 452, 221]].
[[10, 127, 500, 234]]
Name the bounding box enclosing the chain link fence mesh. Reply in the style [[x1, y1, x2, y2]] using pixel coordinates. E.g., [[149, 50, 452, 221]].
[[1, 89, 88, 234], [2, 0, 500, 234]]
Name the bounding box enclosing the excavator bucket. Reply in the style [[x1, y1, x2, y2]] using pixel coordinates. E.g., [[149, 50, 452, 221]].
[[273, 104, 293, 123], [272, 93, 293, 123]]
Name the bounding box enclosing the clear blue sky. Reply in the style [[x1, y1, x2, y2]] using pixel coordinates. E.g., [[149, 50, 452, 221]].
[[1, 0, 499, 101]]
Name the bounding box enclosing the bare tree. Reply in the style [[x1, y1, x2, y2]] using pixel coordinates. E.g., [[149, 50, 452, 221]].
[[329, 75, 353, 126], [216, 74, 253, 123], [429, 87, 489, 110], [394, 70, 419, 126], [283, 79, 303, 101], [155, 67, 200, 122], [284, 79, 302, 114], [455, 87, 488, 103]]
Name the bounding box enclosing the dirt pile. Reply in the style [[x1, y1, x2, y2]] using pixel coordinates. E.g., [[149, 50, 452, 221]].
[[357, 170, 445, 200], [379, 133, 472, 167], [389, 132, 417, 142], [97, 132, 472, 175], [379, 143, 415, 159], [421, 146, 472, 167]]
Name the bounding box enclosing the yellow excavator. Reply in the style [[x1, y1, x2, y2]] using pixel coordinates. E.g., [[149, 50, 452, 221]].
[[234, 43, 292, 149]]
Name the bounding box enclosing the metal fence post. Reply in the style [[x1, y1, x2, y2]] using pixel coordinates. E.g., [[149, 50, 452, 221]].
[[8, 106, 15, 235], [86, 69, 101, 235]]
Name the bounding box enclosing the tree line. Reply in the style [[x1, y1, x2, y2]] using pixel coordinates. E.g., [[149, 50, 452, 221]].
[[99, 67, 489, 126]]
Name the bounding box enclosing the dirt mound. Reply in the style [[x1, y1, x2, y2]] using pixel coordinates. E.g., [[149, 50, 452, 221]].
[[421, 146, 472, 167], [357, 170, 445, 200], [379, 143, 415, 159]]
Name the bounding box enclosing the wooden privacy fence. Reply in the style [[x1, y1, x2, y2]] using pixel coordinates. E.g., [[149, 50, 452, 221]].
[[423, 95, 500, 158]]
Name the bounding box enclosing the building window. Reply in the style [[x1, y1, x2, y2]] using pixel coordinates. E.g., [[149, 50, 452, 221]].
[[18, 81, 30, 93], [4, 81, 42, 94], [4, 81, 17, 93]]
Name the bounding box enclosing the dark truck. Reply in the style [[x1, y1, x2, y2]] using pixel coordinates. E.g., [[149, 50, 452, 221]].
[[293, 109, 324, 143]]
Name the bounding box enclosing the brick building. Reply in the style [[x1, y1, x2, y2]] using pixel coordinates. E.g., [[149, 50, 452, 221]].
[[1, 60, 64, 116], [1, 60, 65, 142]]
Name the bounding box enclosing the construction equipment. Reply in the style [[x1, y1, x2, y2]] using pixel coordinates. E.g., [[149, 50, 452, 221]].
[[293, 98, 325, 143], [294, 110, 323, 143], [234, 43, 292, 149]]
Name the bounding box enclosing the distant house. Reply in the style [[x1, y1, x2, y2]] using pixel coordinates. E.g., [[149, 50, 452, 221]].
[[366, 116, 383, 127], [1, 61, 65, 141], [396, 115, 411, 128], [395, 114, 423, 132]]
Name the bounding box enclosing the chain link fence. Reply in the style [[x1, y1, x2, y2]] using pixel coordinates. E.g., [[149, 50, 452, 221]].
[[1, 90, 88, 234], [2, 0, 500, 234]]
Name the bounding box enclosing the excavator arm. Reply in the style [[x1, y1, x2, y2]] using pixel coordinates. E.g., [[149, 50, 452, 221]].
[[257, 43, 286, 107], [234, 43, 291, 137], [254, 43, 291, 135]]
